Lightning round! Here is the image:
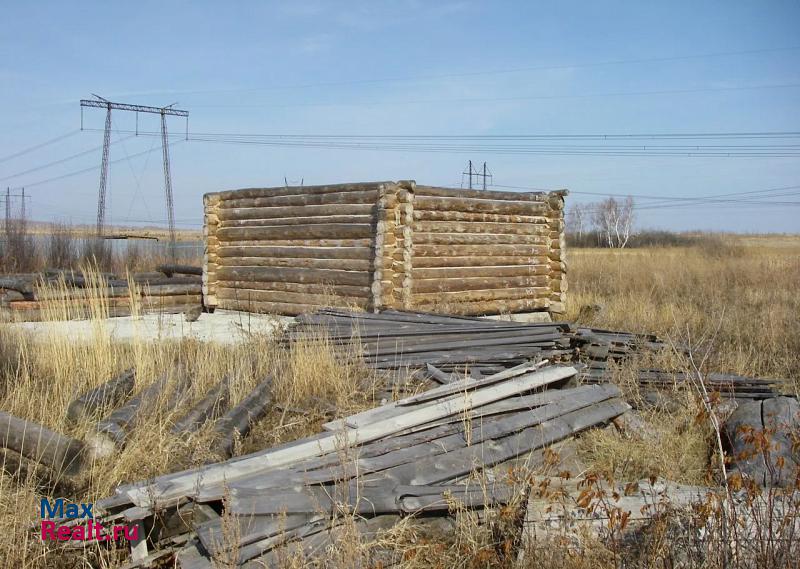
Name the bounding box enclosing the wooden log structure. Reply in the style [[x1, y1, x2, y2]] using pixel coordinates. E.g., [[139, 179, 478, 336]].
[[203, 181, 568, 316], [1, 270, 204, 322]]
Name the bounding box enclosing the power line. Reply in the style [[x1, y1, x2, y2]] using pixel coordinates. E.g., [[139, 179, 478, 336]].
[[192, 82, 800, 109], [18, 139, 184, 189], [83, 127, 800, 140], [91, 129, 800, 157], [493, 183, 800, 211], [0, 135, 135, 182], [125, 45, 800, 97], [0, 130, 80, 164]]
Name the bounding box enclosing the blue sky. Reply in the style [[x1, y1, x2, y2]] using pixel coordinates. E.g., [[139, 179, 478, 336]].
[[1, 1, 799, 232]]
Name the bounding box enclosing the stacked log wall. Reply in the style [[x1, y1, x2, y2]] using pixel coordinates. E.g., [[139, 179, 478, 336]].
[[405, 185, 567, 315], [202, 181, 568, 317], [205, 182, 395, 315]]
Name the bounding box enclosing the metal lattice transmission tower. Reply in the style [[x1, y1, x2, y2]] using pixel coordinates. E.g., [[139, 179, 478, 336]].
[[80, 96, 189, 257], [160, 111, 176, 252]]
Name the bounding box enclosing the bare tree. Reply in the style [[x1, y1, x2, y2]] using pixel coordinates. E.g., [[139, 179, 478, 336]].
[[591, 197, 635, 248], [566, 203, 589, 239]]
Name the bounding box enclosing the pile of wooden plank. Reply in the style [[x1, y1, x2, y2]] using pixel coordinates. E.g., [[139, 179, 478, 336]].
[[572, 327, 785, 400], [288, 308, 573, 373], [0, 265, 202, 321], [290, 309, 786, 400], [82, 363, 628, 568]]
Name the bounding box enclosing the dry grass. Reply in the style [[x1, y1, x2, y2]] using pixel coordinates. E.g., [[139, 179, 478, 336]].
[[0, 234, 798, 568], [566, 236, 800, 394]]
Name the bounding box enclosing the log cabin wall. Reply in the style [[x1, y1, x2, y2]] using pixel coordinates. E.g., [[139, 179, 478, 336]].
[[403, 183, 567, 315], [203, 181, 567, 316], [203, 182, 395, 316]]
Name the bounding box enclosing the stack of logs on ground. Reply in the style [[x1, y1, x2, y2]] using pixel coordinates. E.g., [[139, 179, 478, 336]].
[[203, 180, 567, 316], [0, 265, 203, 321]]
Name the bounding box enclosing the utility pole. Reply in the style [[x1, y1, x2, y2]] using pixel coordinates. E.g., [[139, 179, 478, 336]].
[[4, 188, 9, 232], [81, 96, 189, 259], [462, 161, 492, 190], [462, 160, 474, 189], [20, 188, 25, 221]]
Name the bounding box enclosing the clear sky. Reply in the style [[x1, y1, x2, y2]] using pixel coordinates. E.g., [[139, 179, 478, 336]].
[[1, 1, 799, 232]]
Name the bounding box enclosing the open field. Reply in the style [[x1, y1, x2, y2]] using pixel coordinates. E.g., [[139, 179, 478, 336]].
[[0, 234, 797, 568], [567, 235, 800, 395]]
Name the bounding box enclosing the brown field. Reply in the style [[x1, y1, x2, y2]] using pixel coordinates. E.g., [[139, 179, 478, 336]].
[[0, 234, 798, 568]]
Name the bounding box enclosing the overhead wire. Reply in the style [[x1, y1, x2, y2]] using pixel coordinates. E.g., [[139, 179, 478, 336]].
[[0, 130, 81, 164], [127, 45, 800, 97], [20, 139, 184, 189], [0, 135, 135, 182]]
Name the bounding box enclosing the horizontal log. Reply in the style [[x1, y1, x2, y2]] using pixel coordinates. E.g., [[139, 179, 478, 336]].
[[218, 215, 374, 228], [412, 209, 549, 224], [7, 305, 191, 322], [411, 287, 551, 303], [11, 295, 202, 311], [217, 266, 371, 287], [9, 298, 135, 310], [141, 295, 202, 308], [130, 272, 165, 282], [216, 224, 373, 242], [0, 411, 85, 476], [411, 244, 547, 259], [411, 221, 549, 236], [413, 185, 550, 202], [34, 283, 202, 301], [215, 181, 390, 201], [216, 203, 375, 221], [413, 233, 548, 246], [217, 299, 352, 316], [213, 280, 371, 298], [218, 246, 371, 260], [414, 195, 549, 216], [138, 284, 203, 296], [67, 368, 136, 423], [410, 254, 548, 267], [216, 288, 367, 307], [412, 297, 549, 315], [412, 275, 548, 293], [219, 191, 378, 209], [411, 265, 549, 279], [216, 256, 373, 271], [157, 264, 203, 277], [217, 239, 372, 248], [0, 276, 38, 295], [0, 289, 25, 303]]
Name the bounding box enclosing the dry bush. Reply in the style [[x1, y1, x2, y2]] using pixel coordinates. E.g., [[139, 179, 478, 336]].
[[1, 218, 40, 272], [45, 224, 78, 270]]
